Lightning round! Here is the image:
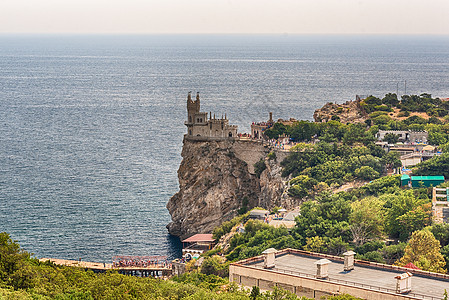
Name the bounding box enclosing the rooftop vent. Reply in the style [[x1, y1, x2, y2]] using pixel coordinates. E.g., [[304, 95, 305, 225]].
[[315, 258, 331, 279], [395, 272, 413, 294], [343, 251, 356, 271], [262, 248, 277, 269]]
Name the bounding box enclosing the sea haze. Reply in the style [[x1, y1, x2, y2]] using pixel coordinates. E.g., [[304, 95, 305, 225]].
[[0, 34, 449, 262]]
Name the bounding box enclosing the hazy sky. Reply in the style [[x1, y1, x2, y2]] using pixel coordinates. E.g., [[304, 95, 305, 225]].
[[1, 0, 448, 34]]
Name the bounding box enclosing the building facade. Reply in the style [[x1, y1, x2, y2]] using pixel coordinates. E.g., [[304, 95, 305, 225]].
[[376, 130, 428, 144], [251, 112, 274, 140], [185, 92, 238, 140]]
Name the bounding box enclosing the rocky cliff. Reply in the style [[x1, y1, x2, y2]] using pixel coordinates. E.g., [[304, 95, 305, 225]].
[[313, 99, 367, 124], [166, 138, 296, 239]]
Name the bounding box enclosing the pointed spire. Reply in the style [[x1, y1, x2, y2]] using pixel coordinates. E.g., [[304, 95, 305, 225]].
[[210, 112, 212, 119], [214, 114, 216, 119], [188, 91, 192, 101], [225, 113, 227, 119], [196, 92, 200, 101]]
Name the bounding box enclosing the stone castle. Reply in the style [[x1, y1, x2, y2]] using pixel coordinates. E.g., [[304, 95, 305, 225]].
[[185, 92, 238, 140]]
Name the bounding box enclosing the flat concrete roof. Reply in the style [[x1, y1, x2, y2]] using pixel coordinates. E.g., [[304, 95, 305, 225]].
[[181, 234, 214, 243], [242, 251, 449, 299]]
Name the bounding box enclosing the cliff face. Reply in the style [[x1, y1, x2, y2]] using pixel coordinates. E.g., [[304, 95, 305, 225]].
[[166, 138, 296, 239]]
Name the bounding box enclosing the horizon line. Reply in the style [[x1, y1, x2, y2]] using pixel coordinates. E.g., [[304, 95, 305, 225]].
[[1, 32, 449, 37]]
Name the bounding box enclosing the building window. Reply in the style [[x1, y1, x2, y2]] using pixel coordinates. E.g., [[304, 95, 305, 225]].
[[229, 132, 232, 137], [189, 130, 192, 135]]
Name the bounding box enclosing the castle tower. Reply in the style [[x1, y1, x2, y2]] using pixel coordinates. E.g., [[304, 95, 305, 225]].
[[187, 92, 200, 125], [185, 92, 237, 139]]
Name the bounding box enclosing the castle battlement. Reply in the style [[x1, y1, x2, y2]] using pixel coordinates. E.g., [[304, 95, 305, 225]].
[[185, 92, 238, 140]]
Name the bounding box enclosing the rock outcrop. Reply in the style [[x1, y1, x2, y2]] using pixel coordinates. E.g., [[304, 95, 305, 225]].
[[166, 138, 296, 239], [313, 99, 367, 124]]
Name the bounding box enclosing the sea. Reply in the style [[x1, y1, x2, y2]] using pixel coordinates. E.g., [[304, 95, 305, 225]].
[[1, 34, 449, 263]]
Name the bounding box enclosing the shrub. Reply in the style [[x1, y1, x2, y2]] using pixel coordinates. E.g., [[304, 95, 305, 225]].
[[254, 160, 266, 178], [369, 111, 388, 118], [288, 175, 318, 198], [358, 250, 385, 263], [212, 213, 249, 240], [200, 256, 229, 278], [354, 166, 380, 180], [355, 240, 384, 255]]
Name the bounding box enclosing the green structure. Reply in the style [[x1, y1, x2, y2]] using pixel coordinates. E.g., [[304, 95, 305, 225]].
[[410, 175, 445, 187], [400, 174, 410, 187]]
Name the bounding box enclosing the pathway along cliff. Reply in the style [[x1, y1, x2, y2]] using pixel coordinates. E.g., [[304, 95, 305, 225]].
[[166, 137, 294, 239]]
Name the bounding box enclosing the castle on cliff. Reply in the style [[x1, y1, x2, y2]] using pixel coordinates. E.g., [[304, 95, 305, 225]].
[[185, 92, 238, 140]]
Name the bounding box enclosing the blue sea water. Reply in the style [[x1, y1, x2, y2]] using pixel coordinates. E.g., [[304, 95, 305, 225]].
[[1, 35, 449, 262]]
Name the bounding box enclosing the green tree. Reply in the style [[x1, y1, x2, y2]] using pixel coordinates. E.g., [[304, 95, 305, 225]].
[[249, 286, 260, 300], [381, 151, 402, 169], [294, 193, 352, 244], [342, 123, 375, 145], [382, 93, 399, 107], [303, 236, 326, 253], [397, 229, 446, 273], [264, 123, 288, 139], [383, 133, 399, 144], [0, 232, 33, 289], [428, 131, 447, 145], [429, 223, 449, 247], [288, 121, 318, 142], [254, 160, 267, 178], [382, 190, 431, 241], [288, 175, 318, 198], [354, 166, 379, 180], [413, 153, 449, 178], [381, 243, 406, 265], [349, 197, 385, 246]]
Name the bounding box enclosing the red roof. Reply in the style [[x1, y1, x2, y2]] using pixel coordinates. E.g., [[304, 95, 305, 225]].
[[404, 262, 421, 270], [182, 234, 215, 243]]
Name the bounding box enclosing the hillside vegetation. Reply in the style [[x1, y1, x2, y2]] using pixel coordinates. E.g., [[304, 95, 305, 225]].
[[202, 93, 449, 278]]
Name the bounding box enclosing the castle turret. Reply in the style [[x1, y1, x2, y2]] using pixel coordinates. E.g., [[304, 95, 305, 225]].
[[187, 92, 200, 125]]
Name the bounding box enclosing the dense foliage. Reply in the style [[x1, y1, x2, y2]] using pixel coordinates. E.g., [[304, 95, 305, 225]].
[[1, 232, 359, 300], [281, 142, 385, 197], [413, 153, 449, 178], [397, 229, 446, 273], [210, 92, 449, 279], [225, 220, 301, 262], [265, 94, 449, 146]]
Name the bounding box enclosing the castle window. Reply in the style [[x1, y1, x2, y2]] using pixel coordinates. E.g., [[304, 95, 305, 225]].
[[189, 130, 192, 135], [210, 123, 212, 130], [200, 118, 203, 123], [229, 132, 232, 137]]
